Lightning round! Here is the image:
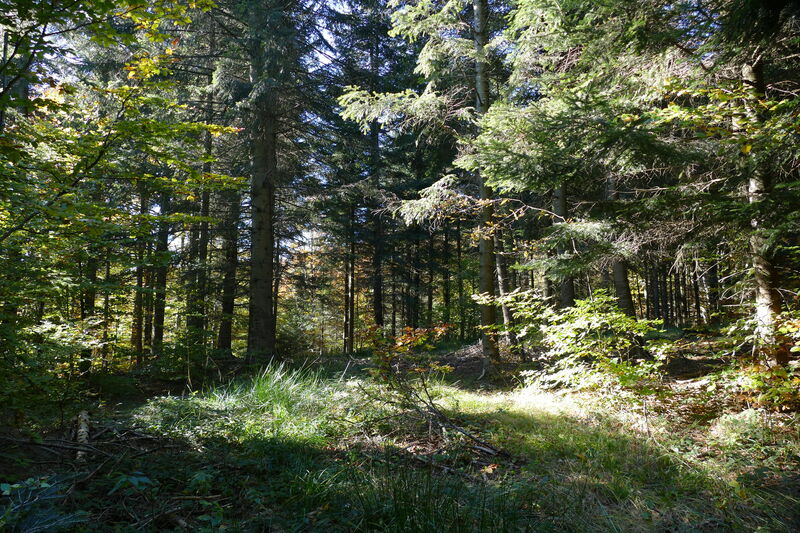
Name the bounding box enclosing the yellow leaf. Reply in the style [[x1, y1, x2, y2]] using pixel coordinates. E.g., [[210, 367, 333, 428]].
[[741, 144, 752, 154]]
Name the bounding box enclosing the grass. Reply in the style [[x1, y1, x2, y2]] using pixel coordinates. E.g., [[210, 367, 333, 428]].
[[4, 361, 800, 532]]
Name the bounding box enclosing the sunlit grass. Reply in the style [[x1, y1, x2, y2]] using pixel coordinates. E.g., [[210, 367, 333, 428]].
[[125, 364, 799, 531]]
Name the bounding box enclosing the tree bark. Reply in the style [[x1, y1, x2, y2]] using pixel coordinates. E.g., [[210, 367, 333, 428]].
[[442, 225, 451, 326], [427, 232, 434, 326], [474, 0, 500, 364], [343, 237, 351, 354], [216, 191, 239, 353], [612, 260, 635, 316], [742, 61, 783, 350], [131, 188, 148, 362], [152, 191, 170, 356], [553, 184, 575, 308], [456, 220, 465, 341], [494, 231, 522, 357], [347, 225, 356, 353], [247, 107, 277, 361]]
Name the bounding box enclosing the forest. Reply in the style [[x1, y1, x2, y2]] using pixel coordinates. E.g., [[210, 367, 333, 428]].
[[1, 0, 800, 531]]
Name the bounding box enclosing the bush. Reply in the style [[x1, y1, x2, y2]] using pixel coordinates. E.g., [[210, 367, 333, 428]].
[[500, 290, 662, 392]]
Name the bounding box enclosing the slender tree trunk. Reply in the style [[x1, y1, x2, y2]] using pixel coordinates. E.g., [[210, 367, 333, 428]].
[[474, 0, 500, 365], [692, 259, 704, 323], [742, 61, 783, 351], [347, 227, 356, 353], [102, 254, 111, 370], [143, 242, 153, 352], [272, 236, 281, 343], [412, 237, 420, 329], [495, 231, 522, 358], [659, 265, 670, 327], [217, 191, 240, 353], [427, 232, 434, 326], [370, 119, 384, 328], [391, 271, 397, 337], [79, 249, 98, 374], [131, 188, 148, 362], [442, 225, 451, 326], [457, 220, 465, 342], [152, 191, 170, 356], [553, 184, 575, 307], [343, 243, 351, 354]]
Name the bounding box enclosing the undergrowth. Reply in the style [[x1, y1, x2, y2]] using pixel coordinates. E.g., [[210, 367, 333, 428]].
[[2, 362, 799, 532]]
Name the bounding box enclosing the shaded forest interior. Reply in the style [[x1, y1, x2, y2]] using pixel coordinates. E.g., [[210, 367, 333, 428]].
[[1, 0, 800, 531]]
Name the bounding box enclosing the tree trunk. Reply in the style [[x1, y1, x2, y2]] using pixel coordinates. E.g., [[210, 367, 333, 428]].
[[152, 191, 170, 356], [442, 225, 451, 326], [79, 248, 98, 374], [216, 191, 240, 353], [495, 231, 522, 358], [612, 260, 635, 316], [474, 0, 500, 365], [427, 232, 434, 326], [343, 240, 351, 354], [131, 188, 147, 362], [370, 119, 384, 328], [412, 237, 420, 328], [102, 254, 111, 370], [247, 108, 277, 361], [553, 184, 575, 308], [457, 220, 465, 341], [143, 242, 153, 352], [347, 226, 356, 353], [272, 236, 281, 343], [742, 61, 783, 351]]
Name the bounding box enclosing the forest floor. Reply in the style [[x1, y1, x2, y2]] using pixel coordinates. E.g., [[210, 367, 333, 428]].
[[2, 345, 800, 532]]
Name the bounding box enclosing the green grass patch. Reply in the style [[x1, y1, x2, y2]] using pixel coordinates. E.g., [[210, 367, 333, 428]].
[[5, 362, 798, 532]]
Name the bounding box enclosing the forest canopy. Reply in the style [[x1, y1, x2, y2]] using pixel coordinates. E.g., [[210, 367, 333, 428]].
[[1, 0, 800, 531]]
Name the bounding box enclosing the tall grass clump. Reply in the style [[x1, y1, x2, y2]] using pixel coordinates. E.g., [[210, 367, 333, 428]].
[[133, 362, 350, 445]]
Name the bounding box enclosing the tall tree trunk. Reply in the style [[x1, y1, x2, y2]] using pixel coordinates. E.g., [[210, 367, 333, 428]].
[[412, 237, 420, 329], [494, 231, 522, 358], [659, 265, 670, 327], [742, 61, 783, 351], [427, 232, 434, 326], [456, 220, 465, 341], [152, 191, 170, 356], [442, 225, 451, 326], [474, 0, 500, 364], [368, 22, 384, 329], [79, 249, 98, 374], [347, 228, 356, 353], [644, 265, 652, 319], [612, 260, 635, 316], [370, 118, 384, 328], [391, 270, 397, 337], [102, 254, 111, 370], [606, 177, 634, 315], [272, 236, 281, 343], [216, 191, 240, 353], [692, 260, 703, 324], [131, 188, 148, 362], [247, 108, 277, 361], [343, 242, 351, 354], [246, 10, 279, 362], [143, 242, 153, 351], [553, 184, 575, 308]]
